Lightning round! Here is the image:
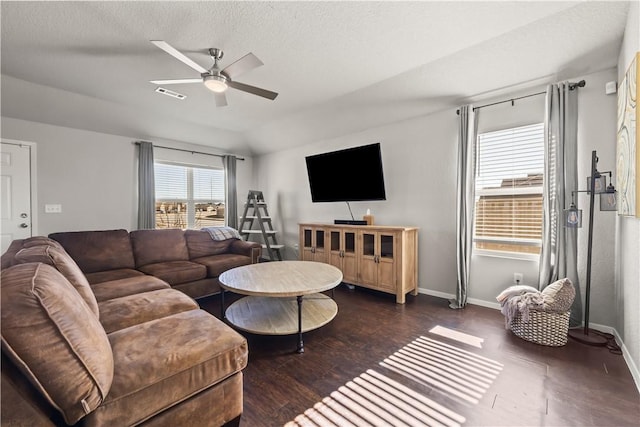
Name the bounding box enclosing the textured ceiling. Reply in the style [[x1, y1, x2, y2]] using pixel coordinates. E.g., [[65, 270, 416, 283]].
[[0, 1, 631, 155]]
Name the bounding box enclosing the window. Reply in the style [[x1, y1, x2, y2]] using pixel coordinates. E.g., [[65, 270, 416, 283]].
[[154, 162, 225, 229], [474, 123, 544, 255]]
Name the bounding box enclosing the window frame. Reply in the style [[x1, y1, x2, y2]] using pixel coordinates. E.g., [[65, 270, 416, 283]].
[[154, 161, 225, 230], [473, 122, 544, 257]]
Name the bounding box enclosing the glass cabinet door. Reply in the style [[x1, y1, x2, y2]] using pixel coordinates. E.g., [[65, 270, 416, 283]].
[[303, 229, 312, 247], [345, 232, 355, 254], [380, 234, 394, 259], [362, 233, 375, 256], [330, 231, 340, 251]]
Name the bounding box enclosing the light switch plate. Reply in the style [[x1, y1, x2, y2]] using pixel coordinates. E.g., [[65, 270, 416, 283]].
[[45, 204, 62, 213]]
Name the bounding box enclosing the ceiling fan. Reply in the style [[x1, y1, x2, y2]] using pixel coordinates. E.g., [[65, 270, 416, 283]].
[[149, 40, 278, 107]]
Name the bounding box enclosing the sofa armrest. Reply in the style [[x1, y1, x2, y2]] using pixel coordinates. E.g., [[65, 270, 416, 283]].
[[229, 240, 262, 263]]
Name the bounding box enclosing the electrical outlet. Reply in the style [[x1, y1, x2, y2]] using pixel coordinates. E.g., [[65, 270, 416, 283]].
[[514, 273, 524, 285]]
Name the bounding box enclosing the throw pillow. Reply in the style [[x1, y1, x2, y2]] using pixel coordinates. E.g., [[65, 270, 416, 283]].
[[14, 245, 99, 318], [1, 263, 113, 424], [541, 278, 575, 312]]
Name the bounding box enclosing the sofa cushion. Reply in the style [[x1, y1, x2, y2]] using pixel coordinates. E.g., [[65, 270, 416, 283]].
[[90, 276, 171, 302], [49, 230, 136, 274], [84, 310, 247, 427], [14, 245, 100, 318], [0, 263, 113, 425], [230, 238, 262, 261], [193, 253, 253, 278], [137, 261, 207, 285], [173, 278, 220, 299], [97, 289, 198, 334], [1, 237, 67, 270], [140, 373, 243, 427], [22, 236, 65, 251], [185, 230, 233, 259], [1, 239, 24, 269], [130, 229, 189, 267], [85, 268, 145, 285]]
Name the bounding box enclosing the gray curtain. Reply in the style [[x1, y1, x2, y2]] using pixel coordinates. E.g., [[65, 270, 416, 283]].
[[137, 141, 155, 229], [538, 83, 582, 327], [451, 105, 478, 309], [223, 155, 238, 229]]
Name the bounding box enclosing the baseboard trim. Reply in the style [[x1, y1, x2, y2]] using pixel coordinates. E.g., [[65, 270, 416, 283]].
[[467, 298, 501, 310], [417, 288, 454, 300], [418, 288, 501, 310], [589, 322, 640, 393], [417, 288, 639, 393]]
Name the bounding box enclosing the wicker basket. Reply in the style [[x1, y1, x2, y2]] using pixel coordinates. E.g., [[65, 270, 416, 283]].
[[510, 310, 570, 346]]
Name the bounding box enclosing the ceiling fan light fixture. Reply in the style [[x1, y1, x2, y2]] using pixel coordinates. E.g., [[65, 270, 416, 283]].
[[150, 41, 277, 106], [203, 75, 228, 93]]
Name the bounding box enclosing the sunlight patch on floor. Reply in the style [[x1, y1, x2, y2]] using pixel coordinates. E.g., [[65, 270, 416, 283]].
[[286, 335, 504, 426], [286, 368, 465, 427], [429, 325, 484, 348], [380, 336, 503, 405]]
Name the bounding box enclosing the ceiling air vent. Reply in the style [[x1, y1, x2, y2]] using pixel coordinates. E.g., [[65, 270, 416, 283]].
[[155, 87, 186, 100]]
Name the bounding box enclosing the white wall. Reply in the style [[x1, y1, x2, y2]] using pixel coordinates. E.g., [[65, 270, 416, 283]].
[[616, 0, 640, 385], [255, 110, 459, 296], [255, 68, 620, 320], [575, 68, 619, 329], [0, 116, 253, 236]]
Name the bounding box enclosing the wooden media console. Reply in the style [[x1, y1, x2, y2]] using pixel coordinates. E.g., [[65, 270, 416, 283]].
[[299, 223, 418, 303]]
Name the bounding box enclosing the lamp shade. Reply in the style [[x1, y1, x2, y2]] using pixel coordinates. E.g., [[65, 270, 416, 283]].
[[600, 184, 617, 211], [564, 203, 582, 228], [587, 175, 607, 194]]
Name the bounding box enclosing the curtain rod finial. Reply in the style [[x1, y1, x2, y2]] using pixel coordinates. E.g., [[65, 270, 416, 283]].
[[569, 80, 586, 90]]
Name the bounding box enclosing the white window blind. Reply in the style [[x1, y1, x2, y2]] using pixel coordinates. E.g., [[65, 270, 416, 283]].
[[474, 123, 544, 254], [155, 163, 188, 200], [193, 168, 224, 201], [155, 163, 224, 201]]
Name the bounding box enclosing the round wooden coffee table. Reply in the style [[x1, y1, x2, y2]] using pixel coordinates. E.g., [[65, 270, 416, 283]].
[[219, 261, 343, 353]]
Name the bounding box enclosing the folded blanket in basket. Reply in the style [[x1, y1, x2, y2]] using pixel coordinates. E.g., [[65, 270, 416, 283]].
[[496, 278, 575, 330], [500, 291, 545, 329]]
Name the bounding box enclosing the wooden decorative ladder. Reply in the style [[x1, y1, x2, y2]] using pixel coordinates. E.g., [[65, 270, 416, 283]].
[[239, 190, 283, 261]]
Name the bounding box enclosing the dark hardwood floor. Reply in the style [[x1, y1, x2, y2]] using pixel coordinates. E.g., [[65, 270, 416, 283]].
[[199, 285, 640, 427]]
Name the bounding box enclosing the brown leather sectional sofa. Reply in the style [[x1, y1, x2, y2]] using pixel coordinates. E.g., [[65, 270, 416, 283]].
[[0, 229, 262, 426]]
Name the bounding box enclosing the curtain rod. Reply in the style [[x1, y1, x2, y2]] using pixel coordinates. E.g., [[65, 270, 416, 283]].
[[133, 141, 245, 161], [456, 80, 586, 115]]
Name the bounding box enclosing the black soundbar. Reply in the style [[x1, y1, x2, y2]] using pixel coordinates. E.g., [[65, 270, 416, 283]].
[[334, 219, 368, 225]]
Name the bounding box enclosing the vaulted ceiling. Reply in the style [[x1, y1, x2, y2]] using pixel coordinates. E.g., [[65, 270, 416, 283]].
[[0, 1, 630, 155]]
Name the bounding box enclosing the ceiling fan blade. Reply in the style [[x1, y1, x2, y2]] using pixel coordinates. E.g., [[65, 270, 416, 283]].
[[151, 40, 208, 74], [227, 80, 278, 100], [214, 92, 228, 107], [150, 78, 203, 85], [221, 53, 263, 80]]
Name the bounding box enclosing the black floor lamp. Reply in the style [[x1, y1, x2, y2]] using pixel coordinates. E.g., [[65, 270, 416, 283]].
[[563, 150, 616, 346]]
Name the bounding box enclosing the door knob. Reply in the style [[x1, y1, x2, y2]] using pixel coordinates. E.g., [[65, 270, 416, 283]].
[[19, 223, 29, 228]]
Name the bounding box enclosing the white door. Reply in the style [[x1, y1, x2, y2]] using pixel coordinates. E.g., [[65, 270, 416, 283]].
[[1, 143, 32, 253]]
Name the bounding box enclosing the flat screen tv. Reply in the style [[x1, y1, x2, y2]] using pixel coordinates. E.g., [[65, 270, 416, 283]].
[[305, 143, 386, 202]]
